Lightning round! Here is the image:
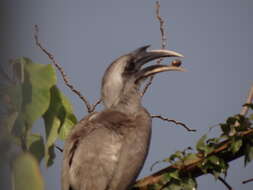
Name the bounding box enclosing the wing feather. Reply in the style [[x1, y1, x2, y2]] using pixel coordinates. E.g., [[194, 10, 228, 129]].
[[61, 112, 124, 190]]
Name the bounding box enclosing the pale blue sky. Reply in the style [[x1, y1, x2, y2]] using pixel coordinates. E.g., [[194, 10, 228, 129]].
[[1, 0, 253, 189]]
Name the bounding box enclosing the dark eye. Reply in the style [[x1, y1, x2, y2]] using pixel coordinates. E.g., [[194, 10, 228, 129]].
[[125, 61, 135, 72]]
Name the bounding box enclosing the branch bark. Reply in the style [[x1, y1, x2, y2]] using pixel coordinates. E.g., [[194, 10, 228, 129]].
[[134, 128, 253, 189], [151, 114, 196, 132], [134, 84, 253, 189]]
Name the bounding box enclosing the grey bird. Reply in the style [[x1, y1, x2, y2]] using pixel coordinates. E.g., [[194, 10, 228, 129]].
[[61, 45, 185, 190]]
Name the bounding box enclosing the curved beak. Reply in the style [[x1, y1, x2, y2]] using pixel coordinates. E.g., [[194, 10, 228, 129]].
[[131, 45, 185, 83], [136, 64, 186, 83], [132, 46, 183, 68]]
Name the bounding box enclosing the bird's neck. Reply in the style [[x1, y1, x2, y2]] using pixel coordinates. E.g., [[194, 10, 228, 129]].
[[112, 86, 142, 115]]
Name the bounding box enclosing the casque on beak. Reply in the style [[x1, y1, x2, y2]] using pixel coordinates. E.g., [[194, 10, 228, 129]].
[[131, 45, 185, 83]]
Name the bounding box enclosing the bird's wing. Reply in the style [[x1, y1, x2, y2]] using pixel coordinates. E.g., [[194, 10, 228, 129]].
[[61, 112, 125, 190]]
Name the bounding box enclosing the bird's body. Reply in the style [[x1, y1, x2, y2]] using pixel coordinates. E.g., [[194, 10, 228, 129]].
[[62, 108, 151, 190], [61, 46, 184, 190]]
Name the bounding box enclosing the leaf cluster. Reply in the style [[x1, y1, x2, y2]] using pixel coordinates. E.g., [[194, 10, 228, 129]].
[[1, 58, 77, 189], [134, 104, 253, 190]]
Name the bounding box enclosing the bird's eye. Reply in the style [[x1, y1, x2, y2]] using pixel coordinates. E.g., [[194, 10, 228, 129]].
[[125, 61, 136, 72]]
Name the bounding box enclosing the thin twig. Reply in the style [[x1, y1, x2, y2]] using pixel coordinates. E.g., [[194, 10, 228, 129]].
[[150, 160, 163, 171], [240, 83, 253, 116], [90, 99, 102, 113], [55, 145, 63, 152], [151, 114, 196, 132], [156, 1, 167, 49], [235, 84, 253, 127], [142, 1, 166, 96], [33, 24, 96, 113], [218, 176, 234, 190], [242, 177, 253, 184]]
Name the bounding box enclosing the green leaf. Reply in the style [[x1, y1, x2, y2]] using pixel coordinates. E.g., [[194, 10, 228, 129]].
[[44, 115, 61, 167], [163, 169, 180, 181], [230, 138, 243, 154], [196, 135, 214, 156], [208, 155, 221, 166], [43, 86, 77, 166], [249, 114, 253, 121], [226, 116, 237, 125], [22, 58, 56, 127], [181, 177, 197, 190], [12, 153, 44, 190], [164, 179, 182, 190], [206, 156, 228, 178], [146, 183, 162, 190], [26, 134, 45, 163], [199, 155, 228, 179], [12, 58, 56, 137], [56, 87, 77, 140], [0, 60, 23, 132], [183, 153, 198, 164], [169, 170, 180, 180], [196, 135, 207, 153], [243, 103, 253, 110], [220, 123, 230, 135], [244, 142, 253, 166], [44, 86, 76, 140], [46, 145, 56, 167], [166, 183, 182, 190], [166, 151, 184, 163], [58, 113, 77, 140]]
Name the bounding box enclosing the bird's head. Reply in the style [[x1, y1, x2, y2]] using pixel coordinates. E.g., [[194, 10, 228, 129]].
[[101, 45, 185, 109]]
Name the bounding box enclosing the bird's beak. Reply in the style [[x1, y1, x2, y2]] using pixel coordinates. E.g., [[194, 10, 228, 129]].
[[131, 46, 185, 83], [135, 64, 186, 83], [132, 46, 184, 68]]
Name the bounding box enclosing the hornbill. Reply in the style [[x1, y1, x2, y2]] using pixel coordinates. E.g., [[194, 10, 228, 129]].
[[61, 45, 185, 190]]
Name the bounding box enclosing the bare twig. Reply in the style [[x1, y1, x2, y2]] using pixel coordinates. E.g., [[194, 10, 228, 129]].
[[150, 160, 163, 171], [218, 176, 234, 190], [240, 83, 253, 116], [155, 1, 167, 49], [242, 177, 253, 184], [33, 25, 99, 113], [90, 99, 102, 113], [55, 145, 63, 152], [234, 84, 253, 127], [142, 1, 166, 96], [151, 114, 196, 132]]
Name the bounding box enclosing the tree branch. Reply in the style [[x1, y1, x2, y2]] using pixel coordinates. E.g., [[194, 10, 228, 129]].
[[34, 25, 101, 113], [90, 99, 102, 113], [218, 176, 234, 190], [134, 128, 253, 189], [151, 114, 196, 132], [134, 84, 253, 189], [242, 177, 253, 184], [240, 83, 253, 116], [142, 1, 166, 96], [55, 145, 63, 152], [234, 84, 253, 128]]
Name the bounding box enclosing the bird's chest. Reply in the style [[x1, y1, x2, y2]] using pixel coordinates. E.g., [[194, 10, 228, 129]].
[[123, 116, 152, 156]]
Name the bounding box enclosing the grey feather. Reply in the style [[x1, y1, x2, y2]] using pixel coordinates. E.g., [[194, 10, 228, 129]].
[[61, 46, 183, 190]]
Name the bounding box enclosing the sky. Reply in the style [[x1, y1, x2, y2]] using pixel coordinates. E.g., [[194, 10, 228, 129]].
[[1, 0, 253, 189]]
